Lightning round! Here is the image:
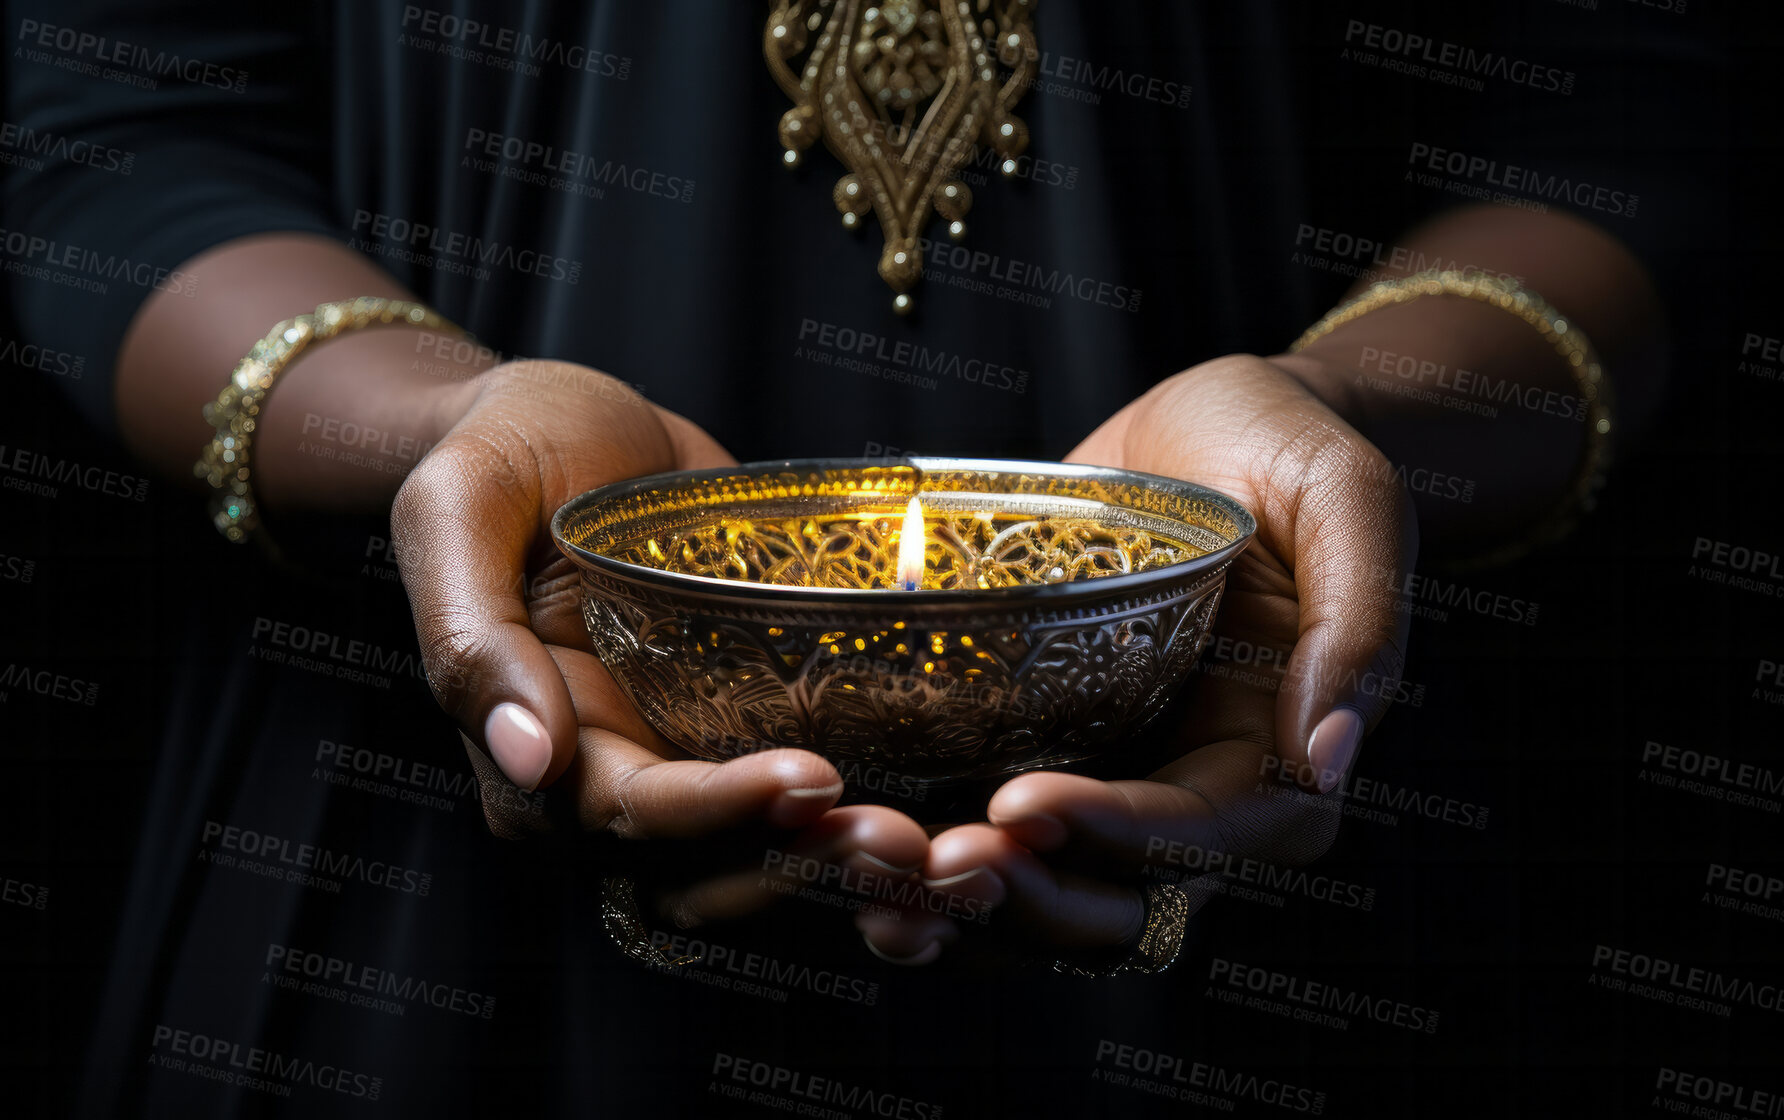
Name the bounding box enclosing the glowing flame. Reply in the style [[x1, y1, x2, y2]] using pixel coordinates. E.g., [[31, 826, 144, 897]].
[[896, 497, 925, 590]]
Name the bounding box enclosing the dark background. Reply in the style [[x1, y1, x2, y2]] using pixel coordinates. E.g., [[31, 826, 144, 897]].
[[3, 2, 1782, 1117]]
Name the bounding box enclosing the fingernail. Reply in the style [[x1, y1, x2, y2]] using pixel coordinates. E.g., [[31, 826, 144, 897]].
[[484, 703, 552, 792], [921, 866, 986, 889], [767, 780, 843, 828], [922, 866, 1006, 908], [863, 934, 942, 967], [770, 757, 842, 799], [1307, 707, 1364, 794], [860, 851, 923, 876], [1003, 812, 1068, 851]]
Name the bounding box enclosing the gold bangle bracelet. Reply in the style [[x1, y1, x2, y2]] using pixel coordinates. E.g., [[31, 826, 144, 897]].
[[1289, 268, 1614, 568], [193, 297, 457, 550]]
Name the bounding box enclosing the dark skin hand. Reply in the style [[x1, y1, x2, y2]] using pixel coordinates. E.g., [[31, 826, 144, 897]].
[[390, 358, 935, 926], [114, 204, 1659, 962], [863, 206, 1660, 963], [118, 234, 932, 933], [865, 354, 1416, 957]]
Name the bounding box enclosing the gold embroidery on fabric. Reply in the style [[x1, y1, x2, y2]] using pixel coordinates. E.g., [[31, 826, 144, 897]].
[[765, 0, 1039, 312]]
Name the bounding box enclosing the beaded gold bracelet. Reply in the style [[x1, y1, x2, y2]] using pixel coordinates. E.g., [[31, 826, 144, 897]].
[[1289, 268, 1614, 567], [193, 297, 456, 548]]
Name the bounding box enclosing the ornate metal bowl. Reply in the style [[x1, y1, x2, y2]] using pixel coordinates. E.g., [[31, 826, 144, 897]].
[[551, 458, 1255, 786]]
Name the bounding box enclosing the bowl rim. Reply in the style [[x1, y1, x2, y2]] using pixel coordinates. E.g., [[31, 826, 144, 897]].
[[549, 456, 1256, 605]]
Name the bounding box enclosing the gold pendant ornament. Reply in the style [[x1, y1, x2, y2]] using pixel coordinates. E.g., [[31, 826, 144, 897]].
[[764, 0, 1039, 313]]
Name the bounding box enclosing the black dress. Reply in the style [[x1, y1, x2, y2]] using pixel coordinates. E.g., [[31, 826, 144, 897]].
[[1, 2, 1723, 1116]]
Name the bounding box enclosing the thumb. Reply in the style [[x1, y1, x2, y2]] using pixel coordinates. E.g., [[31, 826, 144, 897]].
[[392, 425, 576, 791], [1273, 435, 1418, 793]]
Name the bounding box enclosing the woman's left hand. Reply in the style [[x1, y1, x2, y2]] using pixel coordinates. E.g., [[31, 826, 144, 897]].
[[861, 354, 1416, 962]]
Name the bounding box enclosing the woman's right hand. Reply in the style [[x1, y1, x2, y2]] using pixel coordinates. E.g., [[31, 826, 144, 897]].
[[391, 361, 930, 924]]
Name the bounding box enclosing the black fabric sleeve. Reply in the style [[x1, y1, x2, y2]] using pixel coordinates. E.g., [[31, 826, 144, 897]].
[[1280, 0, 1732, 442], [2, 0, 341, 437]]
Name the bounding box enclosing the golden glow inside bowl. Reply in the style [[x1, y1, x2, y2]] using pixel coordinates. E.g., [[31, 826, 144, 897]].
[[551, 458, 1255, 785], [557, 460, 1243, 596], [604, 508, 1203, 590]]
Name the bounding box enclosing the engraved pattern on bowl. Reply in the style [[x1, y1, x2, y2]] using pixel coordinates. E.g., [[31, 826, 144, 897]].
[[551, 458, 1256, 785]]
